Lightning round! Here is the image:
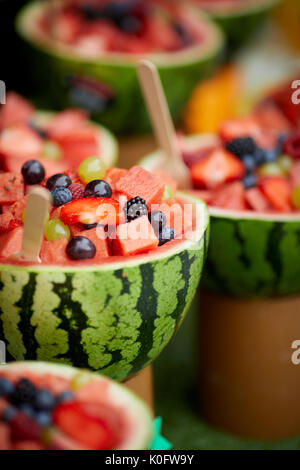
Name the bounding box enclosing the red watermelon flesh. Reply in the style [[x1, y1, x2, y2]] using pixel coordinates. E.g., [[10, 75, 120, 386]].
[[211, 182, 247, 211], [115, 166, 165, 206], [113, 216, 159, 256], [40, 238, 69, 264], [0, 227, 23, 257], [0, 92, 34, 130]]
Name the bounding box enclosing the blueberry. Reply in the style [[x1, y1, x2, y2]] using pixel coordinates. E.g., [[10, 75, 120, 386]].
[[34, 411, 52, 428], [242, 173, 257, 189], [11, 378, 37, 405], [158, 227, 175, 246], [66, 236, 96, 260], [242, 155, 256, 172], [148, 211, 166, 234], [254, 148, 267, 166], [2, 405, 17, 422], [264, 149, 278, 163], [84, 180, 112, 198], [56, 391, 74, 404], [19, 403, 35, 418], [0, 377, 15, 397], [21, 160, 45, 185], [46, 173, 72, 191], [51, 187, 72, 207], [34, 389, 56, 411]]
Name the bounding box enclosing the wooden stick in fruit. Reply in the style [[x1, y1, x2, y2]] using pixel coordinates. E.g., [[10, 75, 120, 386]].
[[11, 186, 51, 262], [138, 60, 191, 189]]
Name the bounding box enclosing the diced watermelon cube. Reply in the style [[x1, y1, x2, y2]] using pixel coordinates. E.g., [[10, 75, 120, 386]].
[[0, 213, 22, 232], [0, 173, 24, 204], [0, 92, 34, 130], [46, 109, 89, 140], [79, 227, 110, 260], [153, 169, 178, 195], [258, 176, 292, 212], [40, 238, 69, 264], [105, 168, 127, 191], [115, 166, 165, 206], [113, 216, 159, 256], [0, 125, 43, 160], [0, 227, 23, 257], [245, 187, 271, 212], [211, 182, 247, 211]]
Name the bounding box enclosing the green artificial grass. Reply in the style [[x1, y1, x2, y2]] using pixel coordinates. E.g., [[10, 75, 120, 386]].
[[153, 295, 300, 450]]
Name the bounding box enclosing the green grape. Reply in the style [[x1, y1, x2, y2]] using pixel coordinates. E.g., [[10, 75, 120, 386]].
[[162, 184, 174, 200], [278, 154, 293, 173], [45, 219, 70, 241], [42, 141, 62, 161], [258, 162, 286, 177], [292, 186, 300, 209], [78, 156, 106, 184]]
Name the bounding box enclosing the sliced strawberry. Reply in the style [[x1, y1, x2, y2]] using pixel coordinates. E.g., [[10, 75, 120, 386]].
[[211, 182, 247, 210], [0, 423, 11, 450], [258, 177, 292, 212], [245, 187, 271, 212], [190, 148, 245, 189], [0, 125, 43, 165], [283, 133, 300, 158], [46, 109, 89, 140], [53, 401, 114, 450], [60, 198, 121, 226], [0, 92, 34, 130]]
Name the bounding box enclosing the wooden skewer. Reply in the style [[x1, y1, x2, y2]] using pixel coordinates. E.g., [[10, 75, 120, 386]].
[[138, 60, 191, 189], [10, 186, 51, 263]]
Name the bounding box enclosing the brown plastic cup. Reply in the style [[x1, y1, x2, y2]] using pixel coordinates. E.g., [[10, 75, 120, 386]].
[[199, 291, 300, 440]]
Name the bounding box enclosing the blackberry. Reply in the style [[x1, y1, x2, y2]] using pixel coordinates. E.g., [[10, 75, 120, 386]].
[[125, 197, 148, 222], [226, 137, 257, 159], [21, 160, 45, 185], [11, 378, 37, 406], [158, 227, 175, 247], [51, 187, 72, 207]]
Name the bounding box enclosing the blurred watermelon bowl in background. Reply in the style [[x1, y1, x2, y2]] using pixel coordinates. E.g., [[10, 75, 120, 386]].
[[193, 0, 279, 49], [16, 0, 224, 134], [0, 92, 118, 176], [141, 79, 300, 298], [0, 153, 209, 381]]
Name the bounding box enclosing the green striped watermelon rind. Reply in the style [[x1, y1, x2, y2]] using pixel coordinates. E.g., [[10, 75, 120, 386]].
[[16, 1, 224, 135], [140, 135, 300, 298], [33, 110, 119, 168], [197, 0, 280, 49], [0, 361, 153, 450], [0, 192, 209, 380]]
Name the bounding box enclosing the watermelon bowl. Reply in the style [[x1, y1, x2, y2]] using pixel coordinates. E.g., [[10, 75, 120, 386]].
[[194, 0, 279, 49], [0, 361, 153, 450], [0, 191, 209, 382], [0, 92, 118, 176], [15, 0, 224, 135], [140, 131, 300, 298]]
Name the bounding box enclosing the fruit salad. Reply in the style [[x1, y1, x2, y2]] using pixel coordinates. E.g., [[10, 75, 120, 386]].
[[0, 157, 201, 264], [0, 92, 117, 176], [34, 0, 207, 56], [181, 95, 300, 214], [0, 362, 153, 450]]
